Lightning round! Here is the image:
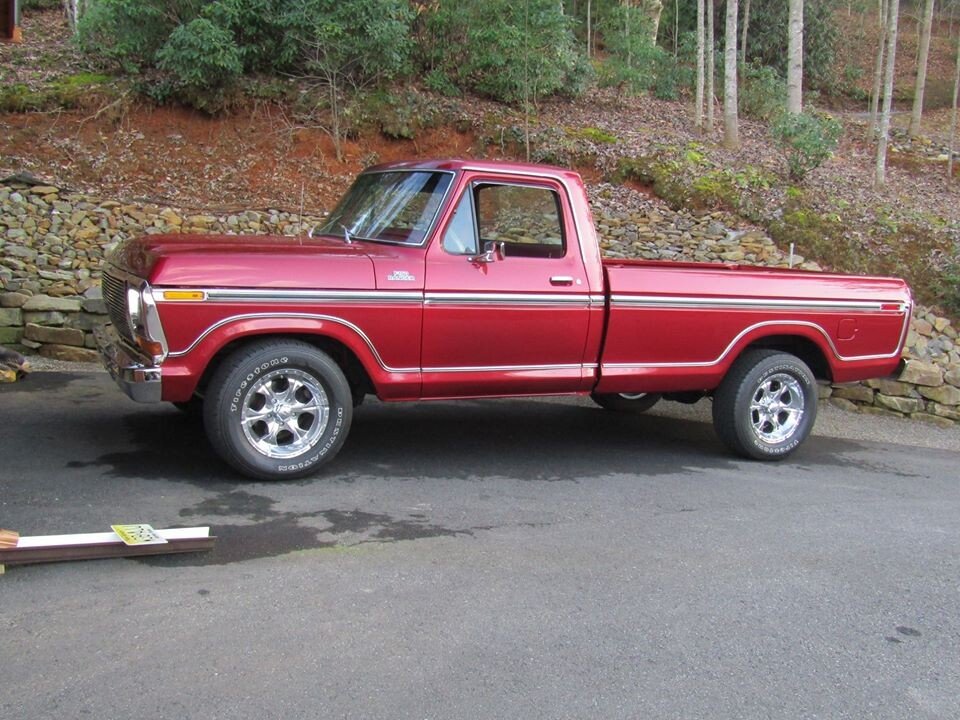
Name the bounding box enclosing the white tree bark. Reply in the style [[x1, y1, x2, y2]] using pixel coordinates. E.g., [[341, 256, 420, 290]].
[[875, 0, 900, 188], [587, 0, 592, 57], [62, 0, 91, 32], [909, 0, 935, 138], [870, 0, 888, 137], [643, 0, 664, 44], [724, 0, 739, 149], [707, 0, 715, 132], [696, 0, 705, 131], [949, 29, 960, 181], [787, 0, 804, 114]]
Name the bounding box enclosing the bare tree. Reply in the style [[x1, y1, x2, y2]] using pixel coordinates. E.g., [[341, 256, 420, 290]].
[[707, 0, 715, 132], [62, 0, 89, 32], [909, 0, 935, 138], [724, 0, 739, 149], [950, 27, 960, 181], [696, 0, 705, 131], [643, 0, 664, 43], [740, 0, 751, 65], [787, 0, 804, 114], [674, 0, 680, 56], [870, 0, 889, 137], [875, 0, 900, 188], [587, 0, 593, 57]]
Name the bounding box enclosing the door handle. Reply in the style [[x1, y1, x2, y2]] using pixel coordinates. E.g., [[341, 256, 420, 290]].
[[550, 276, 574, 286]]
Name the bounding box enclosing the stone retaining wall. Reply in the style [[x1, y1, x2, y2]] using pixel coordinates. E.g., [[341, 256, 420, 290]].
[[2, 179, 958, 425]]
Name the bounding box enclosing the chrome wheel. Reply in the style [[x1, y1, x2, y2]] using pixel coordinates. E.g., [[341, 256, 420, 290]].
[[749, 373, 805, 445], [240, 368, 329, 459], [712, 350, 817, 461]]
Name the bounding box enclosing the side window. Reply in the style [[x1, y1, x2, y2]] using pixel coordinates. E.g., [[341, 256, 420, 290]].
[[441, 194, 479, 255], [475, 184, 565, 259]]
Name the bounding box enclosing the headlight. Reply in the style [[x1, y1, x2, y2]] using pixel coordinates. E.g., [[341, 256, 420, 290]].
[[126, 283, 168, 362]]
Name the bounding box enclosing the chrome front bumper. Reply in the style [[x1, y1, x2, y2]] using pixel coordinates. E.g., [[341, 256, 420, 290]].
[[94, 324, 163, 403]]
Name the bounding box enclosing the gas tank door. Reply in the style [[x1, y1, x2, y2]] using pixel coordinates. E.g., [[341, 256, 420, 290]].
[[837, 318, 858, 341]]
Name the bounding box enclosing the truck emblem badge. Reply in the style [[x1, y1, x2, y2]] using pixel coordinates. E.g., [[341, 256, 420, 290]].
[[388, 270, 416, 282]]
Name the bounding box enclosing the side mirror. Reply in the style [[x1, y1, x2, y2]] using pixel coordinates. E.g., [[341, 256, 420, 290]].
[[470, 240, 505, 264]]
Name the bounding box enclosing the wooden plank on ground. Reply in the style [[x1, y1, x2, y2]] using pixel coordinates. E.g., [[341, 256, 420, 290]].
[[0, 527, 215, 569]]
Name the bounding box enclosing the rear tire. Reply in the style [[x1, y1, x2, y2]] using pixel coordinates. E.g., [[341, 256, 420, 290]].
[[203, 340, 353, 480], [712, 350, 817, 460], [591, 392, 661, 413]]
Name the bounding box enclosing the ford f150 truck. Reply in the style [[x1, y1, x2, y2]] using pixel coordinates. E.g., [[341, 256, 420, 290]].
[[95, 159, 912, 479]]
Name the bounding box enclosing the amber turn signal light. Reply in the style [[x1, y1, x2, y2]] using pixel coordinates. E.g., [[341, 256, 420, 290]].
[[162, 290, 206, 301]]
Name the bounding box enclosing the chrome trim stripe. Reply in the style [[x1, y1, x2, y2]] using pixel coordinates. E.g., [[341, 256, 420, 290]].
[[157, 288, 602, 307], [187, 289, 423, 304], [425, 292, 592, 306], [422, 363, 583, 374], [611, 295, 898, 312], [603, 319, 909, 370]]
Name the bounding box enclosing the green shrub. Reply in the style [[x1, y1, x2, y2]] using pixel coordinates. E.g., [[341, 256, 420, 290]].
[[937, 257, 960, 316], [419, 0, 586, 107], [739, 63, 784, 121], [156, 18, 243, 113], [76, 0, 178, 73], [202, 0, 299, 74], [771, 111, 843, 182]]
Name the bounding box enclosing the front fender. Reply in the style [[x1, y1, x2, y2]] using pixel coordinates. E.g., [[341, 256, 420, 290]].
[[159, 313, 420, 402]]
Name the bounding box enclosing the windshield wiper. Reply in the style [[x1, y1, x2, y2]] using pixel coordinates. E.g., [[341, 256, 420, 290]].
[[339, 223, 354, 244]]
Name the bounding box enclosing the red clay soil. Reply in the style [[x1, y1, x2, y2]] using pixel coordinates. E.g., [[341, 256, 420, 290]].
[[0, 103, 480, 213]]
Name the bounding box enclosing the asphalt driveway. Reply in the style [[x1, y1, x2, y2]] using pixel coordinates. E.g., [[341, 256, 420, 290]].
[[1, 371, 958, 719]]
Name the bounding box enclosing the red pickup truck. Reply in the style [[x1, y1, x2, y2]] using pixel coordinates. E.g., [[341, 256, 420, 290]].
[[96, 159, 912, 479]]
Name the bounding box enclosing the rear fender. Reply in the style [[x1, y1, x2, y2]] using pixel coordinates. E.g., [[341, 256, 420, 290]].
[[597, 321, 838, 394]]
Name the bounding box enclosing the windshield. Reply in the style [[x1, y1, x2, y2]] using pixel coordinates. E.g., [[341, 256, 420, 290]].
[[319, 170, 453, 245]]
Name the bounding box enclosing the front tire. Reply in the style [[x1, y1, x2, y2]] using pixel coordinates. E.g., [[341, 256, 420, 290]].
[[712, 350, 817, 461], [203, 340, 353, 480], [591, 392, 661, 413]]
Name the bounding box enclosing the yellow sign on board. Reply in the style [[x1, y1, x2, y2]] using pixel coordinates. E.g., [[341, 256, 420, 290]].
[[111, 524, 168, 546]]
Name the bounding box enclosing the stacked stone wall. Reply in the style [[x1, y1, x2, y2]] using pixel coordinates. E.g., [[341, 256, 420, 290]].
[[1, 179, 958, 425]]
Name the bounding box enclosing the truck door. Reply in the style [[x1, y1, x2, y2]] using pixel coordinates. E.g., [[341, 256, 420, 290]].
[[421, 176, 593, 397]]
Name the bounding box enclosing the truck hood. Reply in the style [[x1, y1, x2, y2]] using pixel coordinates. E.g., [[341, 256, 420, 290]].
[[106, 233, 378, 290]]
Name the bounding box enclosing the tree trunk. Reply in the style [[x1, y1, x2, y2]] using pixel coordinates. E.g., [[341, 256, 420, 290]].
[[787, 0, 804, 114], [62, 0, 80, 31], [587, 0, 592, 57], [909, 0, 935, 138], [674, 0, 679, 56], [724, 0, 740, 149], [949, 28, 960, 181], [870, 0, 888, 137], [643, 0, 664, 44], [740, 0, 751, 65], [707, 0, 715, 132], [696, 0, 705, 131], [875, 0, 900, 188], [329, 82, 343, 164]]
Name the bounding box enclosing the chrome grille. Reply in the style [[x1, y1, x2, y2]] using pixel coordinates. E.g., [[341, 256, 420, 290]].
[[102, 270, 134, 343]]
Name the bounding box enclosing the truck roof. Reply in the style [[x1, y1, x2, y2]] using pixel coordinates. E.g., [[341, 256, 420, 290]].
[[364, 158, 582, 181]]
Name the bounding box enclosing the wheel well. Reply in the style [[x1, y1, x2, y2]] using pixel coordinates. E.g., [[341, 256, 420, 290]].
[[194, 334, 374, 400], [741, 335, 832, 381]]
